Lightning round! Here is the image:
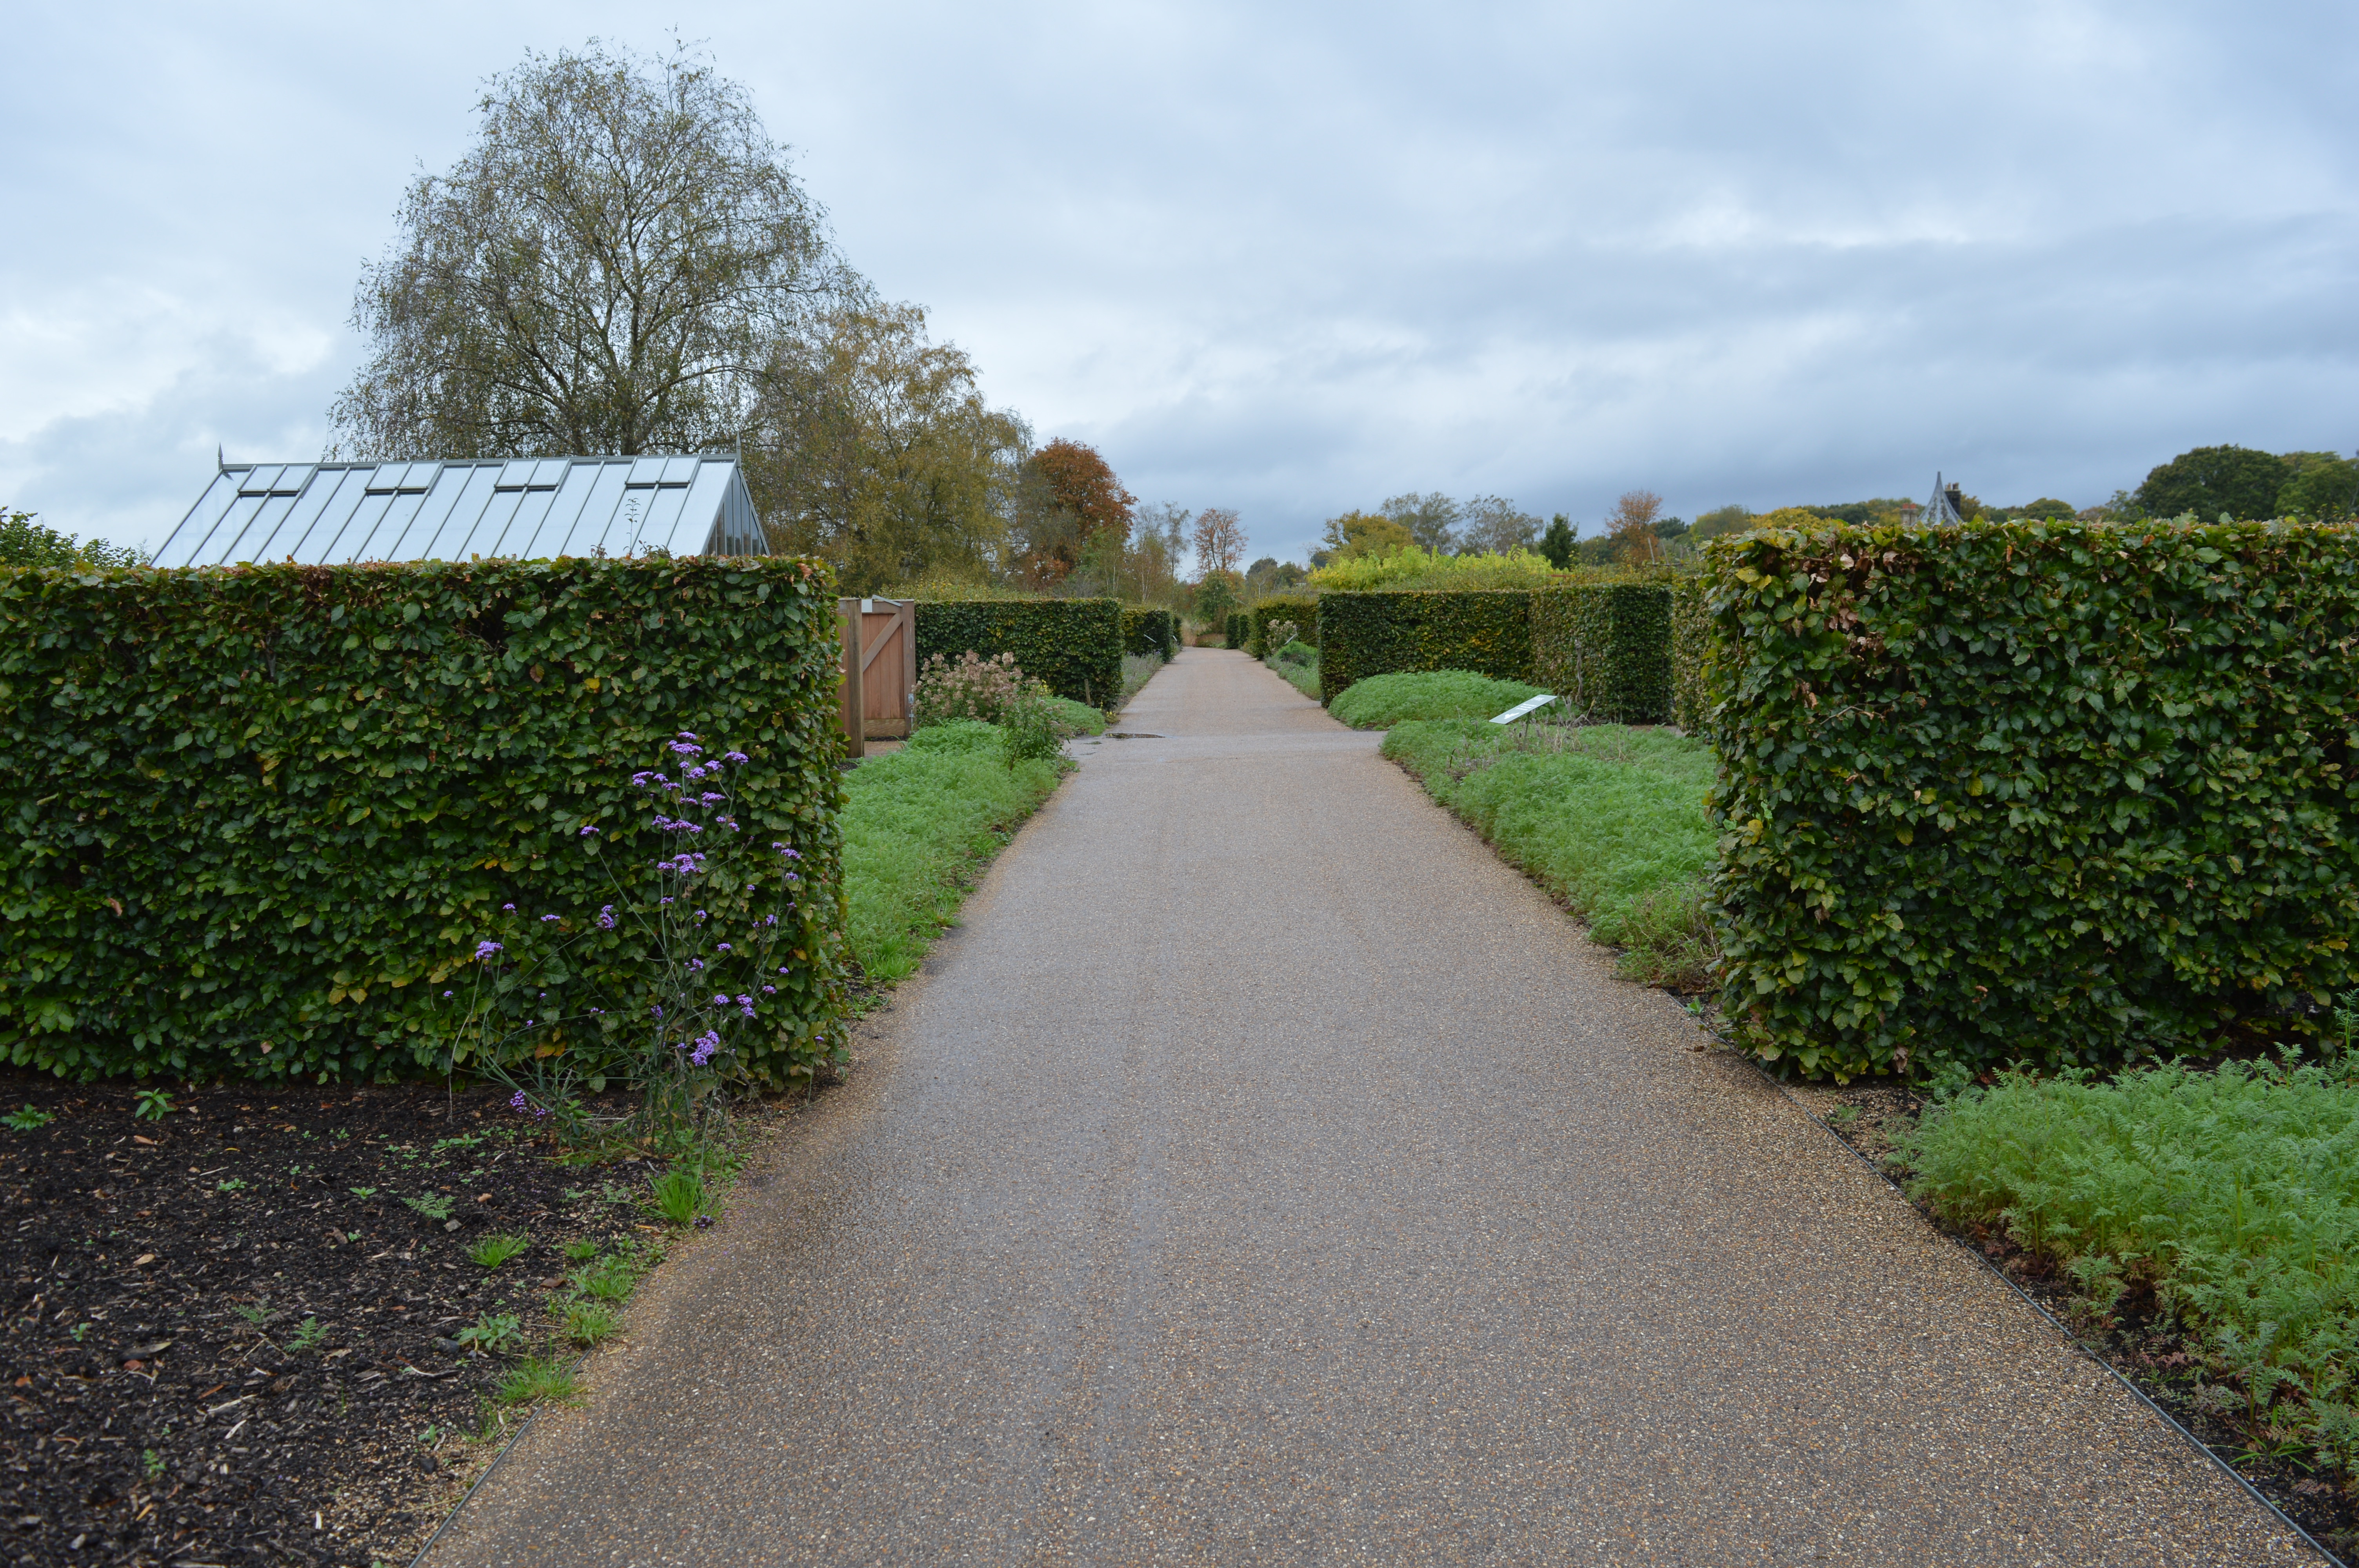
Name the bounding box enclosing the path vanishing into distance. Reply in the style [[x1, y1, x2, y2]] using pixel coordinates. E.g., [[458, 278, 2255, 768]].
[[428, 649, 2319, 1566]]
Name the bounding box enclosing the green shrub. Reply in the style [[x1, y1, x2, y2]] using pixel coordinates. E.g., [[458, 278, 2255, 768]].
[[1316, 590, 1534, 703], [1707, 518, 2359, 1081], [1119, 606, 1179, 660], [1222, 610, 1247, 649], [1529, 583, 1672, 724], [1383, 719, 1716, 986], [1668, 570, 1712, 733], [914, 599, 1122, 708], [998, 690, 1070, 768], [1899, 1058, 2359, 1469], [1248, 595, 1319, 657], [0, 555, 847, 1085], [1309, 546, 1562, 592], [1327, 670, 1543, 729]]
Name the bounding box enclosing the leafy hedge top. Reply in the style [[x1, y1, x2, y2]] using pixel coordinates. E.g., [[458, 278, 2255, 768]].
[[1706, 518, 2359, 1080], [1248, 594, 1318, 656], [914, 598, 1123, 708], [1, 556, 849, 1085]]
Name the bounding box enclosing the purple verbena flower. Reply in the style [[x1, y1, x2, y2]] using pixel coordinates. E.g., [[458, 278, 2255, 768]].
[[725, 751, 748, 764], [541, 914, 559, 922], [716, 942, 732, 953], [712, 993, 729, 1005], [598, 905, 617, 929], [476, 940, 503, 960], [761, 985, 775, 995], [502, 902, 516, 911], [580, 824, 599, 836]]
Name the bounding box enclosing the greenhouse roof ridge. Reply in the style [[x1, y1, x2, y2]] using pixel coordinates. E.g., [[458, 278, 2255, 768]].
[[152, 454, 767, 568]]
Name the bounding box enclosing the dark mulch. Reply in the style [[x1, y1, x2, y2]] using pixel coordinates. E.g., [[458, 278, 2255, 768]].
[[0, 1074, 677, 1568], [1820, 1084, 2358, 1566]]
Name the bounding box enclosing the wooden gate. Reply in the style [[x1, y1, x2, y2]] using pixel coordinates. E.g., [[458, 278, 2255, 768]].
[[838, 597, 916, 753]]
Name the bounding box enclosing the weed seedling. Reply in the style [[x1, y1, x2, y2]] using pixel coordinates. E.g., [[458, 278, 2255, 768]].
[[133, 1088, 175, 1122], [142, 1448, 165, 1480], [468, 1233, 529, 1269], [348, 1186, 378, 1199], [561, 1238, 600, 1263], [2, 1105, 53, 1132], [217, 1177, 248, 1194], [68, 1323, 89, 1343], [647, 1168, 710, 1227], [1826, 1104, 1861, 1127], [234, 1300, 272, 1328], [287, 1316, 328, 1352], [571, 1259, 634, 1302], [562, 1302, 621, 1347], [496, 1356, 580, 1406], [405, 1193, 455, 1223], [454, 1312, 523, 1355]]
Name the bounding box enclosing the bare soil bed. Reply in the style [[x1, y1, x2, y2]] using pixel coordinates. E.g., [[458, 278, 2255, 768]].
[[0, 1074, 699, 1568], [1803, 1079, 2358, 1565]]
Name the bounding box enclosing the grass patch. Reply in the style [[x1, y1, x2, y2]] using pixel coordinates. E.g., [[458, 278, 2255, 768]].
[[1382, 718, 1715, 987], [1329, 669, 1543, 728], [841, 719, 1068, 989], [1040, 696, 1106, 735], [466, 1232, 529, 1269], [494, 1356, 580, 1406], [1899, 1056, 2359, 1479]]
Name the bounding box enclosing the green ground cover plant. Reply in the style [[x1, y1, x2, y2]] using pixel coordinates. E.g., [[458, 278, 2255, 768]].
[[1383, 714, 1716, 986], [1263, 640, 1320, 700], [1118, 652, 1164, 708], [1705, 517, 2359, 1081], [840, 720, 1068, 988], [1899, 1051, 2359, 1483], [1328, 670, 1542, 729]]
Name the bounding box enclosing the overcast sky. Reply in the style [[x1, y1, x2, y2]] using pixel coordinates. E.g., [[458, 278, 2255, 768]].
[[4, 0, 2354, 566]]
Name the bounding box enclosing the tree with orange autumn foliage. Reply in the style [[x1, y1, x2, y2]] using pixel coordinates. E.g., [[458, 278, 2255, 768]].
[[1017, 438, 1135, 584]]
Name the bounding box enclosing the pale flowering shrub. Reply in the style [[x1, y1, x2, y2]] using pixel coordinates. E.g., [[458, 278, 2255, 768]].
[[913, 651, 1026, 727]]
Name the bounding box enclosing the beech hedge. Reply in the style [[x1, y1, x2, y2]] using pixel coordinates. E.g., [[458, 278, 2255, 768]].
[[1315, 591, 1533, 704], [1707, 519, 2359, 1080], [1529, 583, 1672, 724], [915, 598, 1123, 707], [1248, 595, 1319, 658], [0, 556, 851, 1085], [1668, 572, 1712, 732], [1120, 606, 1179, 660]]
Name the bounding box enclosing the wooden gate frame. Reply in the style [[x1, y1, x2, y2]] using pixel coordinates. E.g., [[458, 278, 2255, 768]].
[[838, 597, 917, 755]]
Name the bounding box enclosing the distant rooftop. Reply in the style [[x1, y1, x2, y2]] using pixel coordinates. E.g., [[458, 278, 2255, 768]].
[[151, 454, 767, 569]]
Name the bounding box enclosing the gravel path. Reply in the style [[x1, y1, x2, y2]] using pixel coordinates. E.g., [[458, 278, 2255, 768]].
[[427, 648, 2319, 1566]]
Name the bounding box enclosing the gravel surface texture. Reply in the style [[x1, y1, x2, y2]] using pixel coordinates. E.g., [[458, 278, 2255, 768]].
[[425, 649, 2319, 1566]]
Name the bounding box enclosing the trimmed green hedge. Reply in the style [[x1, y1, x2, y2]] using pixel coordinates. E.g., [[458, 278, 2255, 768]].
[[1707, 518, 2359, 1081], [0, 557, 849, 1085], [1223, 610, 1248, 649], [1248, 595, 1319, 658], [1669, 571, 1712, 732], [1120, 606, 1179, 660], [1530, 583, 1672, 724], [1316, 591, 1533, 704], [916, 598, 1123, 707]]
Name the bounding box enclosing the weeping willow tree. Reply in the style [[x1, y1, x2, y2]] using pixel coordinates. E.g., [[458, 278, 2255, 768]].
[[331, 41, 860, 461]]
